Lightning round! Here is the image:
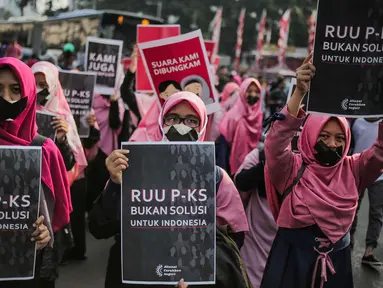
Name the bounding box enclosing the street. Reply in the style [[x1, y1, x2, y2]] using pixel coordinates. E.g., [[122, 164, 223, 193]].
[[57, 195, 383, 288]]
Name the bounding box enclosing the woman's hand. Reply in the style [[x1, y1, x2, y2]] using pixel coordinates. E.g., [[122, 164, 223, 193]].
[[51, 117, 68, 143], [110, 93, 119, 103], [177, 279, 188, 288], [105, 149, 130, 184], [87, 113, 96, 127], [287, 54, 316, 117], [32, 216, 51, 250], [129, 45, 139, 73], [295, 53, 316, 96]]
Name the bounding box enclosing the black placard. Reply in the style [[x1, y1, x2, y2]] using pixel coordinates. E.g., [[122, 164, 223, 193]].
[[121, 142, 216, 285]]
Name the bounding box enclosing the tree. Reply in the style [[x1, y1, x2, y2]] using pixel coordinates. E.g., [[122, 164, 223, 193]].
[[16, 0, 36, 16]]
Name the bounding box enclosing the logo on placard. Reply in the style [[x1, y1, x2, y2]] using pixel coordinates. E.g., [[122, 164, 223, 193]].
[[156, 265, 163, 277], [155, 264, 181, 277], [341, 98, 349, 111], [341, 98, 366, 111]]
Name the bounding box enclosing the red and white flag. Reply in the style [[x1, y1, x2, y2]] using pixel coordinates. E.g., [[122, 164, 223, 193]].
[[308, 10, 317, 53], [255, 9, 267, 69], [209, 7, 223, 63], [266, 27, 272, 45], [234, 8, 246, 72], [278, 9, 291, 65]]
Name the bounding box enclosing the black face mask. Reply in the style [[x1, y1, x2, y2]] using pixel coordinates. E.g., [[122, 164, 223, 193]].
[[0, 96, 28, 122], [37, 88, 50, 106], [165, 126, 199, 142], [314, 140, 343, 166], [246, 96, 259, 106]]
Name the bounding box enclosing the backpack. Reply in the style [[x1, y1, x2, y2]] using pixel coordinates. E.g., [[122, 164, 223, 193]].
[[212, 167, 251, 288], [202, 225, 251, 288]]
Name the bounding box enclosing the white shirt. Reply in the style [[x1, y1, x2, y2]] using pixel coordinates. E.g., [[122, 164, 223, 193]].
[[352, 118, 383, 181]]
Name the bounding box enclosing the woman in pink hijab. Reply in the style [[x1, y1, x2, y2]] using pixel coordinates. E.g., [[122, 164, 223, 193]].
[[32, 61, 92, 262], [220, 82, 240, 110], [261, 55, 383, 288], [205, 83, 240, 142], [0, 58, 69, 287], [31, 61, 88, 185], [218, 78, 263, 175], [89, 92, 249, 288]]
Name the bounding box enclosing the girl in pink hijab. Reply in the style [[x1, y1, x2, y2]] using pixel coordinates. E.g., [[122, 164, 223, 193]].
[[261, 55, 383, 288], [205, 83, 240, 142], [0, 58, 70, 287], [220, 82, 240, 106], [31, 61, 88, 185], [218, 78, 263, 175], [235, 148, 277, 288], [89, 92, 249, 288], [32, 62, 94, 262]]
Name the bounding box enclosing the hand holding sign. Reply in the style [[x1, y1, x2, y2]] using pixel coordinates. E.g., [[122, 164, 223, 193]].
[[106, 149, 130, 184], [87, 113, 96, 127], [51, 117, 68, 143], [32, 216, 51, 250], [296, 53, 316, 96], [177, 279, 188, 288], [288, 55, 316, 117]]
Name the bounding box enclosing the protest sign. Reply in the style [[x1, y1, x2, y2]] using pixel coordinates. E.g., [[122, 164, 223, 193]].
[[59, 70, 96, 138], [204, 40, 216, 64], [85, 37, 123, 95], [0, 147, 42, 281], [308, 0, 383, 117], [136, 25, 181, 93], [138, 30, 220, 114], [36, 111, 59, 142], [36, 111, 57, 141], [121, 142, 216, 285]]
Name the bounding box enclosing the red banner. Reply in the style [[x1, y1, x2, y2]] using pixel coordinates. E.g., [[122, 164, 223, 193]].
[[136, 25, 181, 92], [255, 9, 267, 69], [204, 40, 217, 63], [234, 8, 246, 72], [278, 9, 291, 65], [138, 30, 219, 114], [210, 7, 223, 64]]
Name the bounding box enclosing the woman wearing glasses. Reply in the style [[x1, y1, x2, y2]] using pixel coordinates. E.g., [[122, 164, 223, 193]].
[[89, 92, 249, 288]]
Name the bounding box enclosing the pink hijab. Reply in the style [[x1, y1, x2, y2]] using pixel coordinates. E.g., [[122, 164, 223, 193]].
[[0, 58, 71, 232], [219, 78, 263, 174], [31, 61, 88, 184], [232, 75, 242, 86], [265, 114, 359, 243], [131, 92, 208, 142], [93, 93, 125, 155], [131, 91, 248, 232], [135, 92, 156, 118], [220, 82, 239, 104]]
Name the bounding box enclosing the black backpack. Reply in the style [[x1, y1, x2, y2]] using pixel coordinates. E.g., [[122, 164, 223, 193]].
[[213, 167, 251, 288], [257, 147, 306, 208]]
